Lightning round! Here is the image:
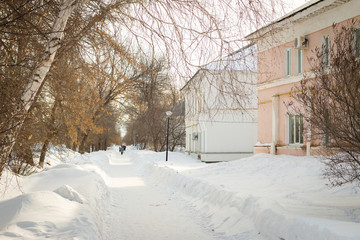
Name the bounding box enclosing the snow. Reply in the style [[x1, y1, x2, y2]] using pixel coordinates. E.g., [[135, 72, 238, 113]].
[[0, 146, 359, 240], [204, 43, 257, 72]]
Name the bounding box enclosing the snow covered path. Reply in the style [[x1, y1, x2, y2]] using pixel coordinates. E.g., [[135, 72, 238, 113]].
[[99, 150, 219, 240], [1, 147, 359, 240]]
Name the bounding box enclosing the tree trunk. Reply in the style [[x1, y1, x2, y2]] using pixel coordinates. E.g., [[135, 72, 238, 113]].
[[0, 0, 80, 178], [79, 133, 89, 154], [39, 97, 60, 168], [23, 144, 35, 166], [72, 142, 77, 152], [39, 139, 51, 168], [104, 138, 108, 150]]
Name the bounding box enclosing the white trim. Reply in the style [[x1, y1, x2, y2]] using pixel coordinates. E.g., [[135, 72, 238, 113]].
[[198, 132, 201, 152], [354, 26, 360, 59], [271, 95, 279, 154], [276, 145, 305, 150], [306, 142, 311, 156], [286, 115, 290, 144], [258, 74, 303, 90], [257, 71, 317, 90], [287, 114, 304, 145], [321, 35, 330, 67], [295, 49, 303, 74]]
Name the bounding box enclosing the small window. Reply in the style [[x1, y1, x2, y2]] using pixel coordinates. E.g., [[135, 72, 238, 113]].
[[288, 114, 303, 144], [295, 49, 303, 74], [355, 27, 360, 58], [322, 35, 330, 66], [284, 48, 291, 76], [194, 98, 197, 113]]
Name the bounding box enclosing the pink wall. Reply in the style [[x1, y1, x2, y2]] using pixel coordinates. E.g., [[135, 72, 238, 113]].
[[257, 102, 272, 143], [256, 16, 360, 155], [259, 17, 360, 84]]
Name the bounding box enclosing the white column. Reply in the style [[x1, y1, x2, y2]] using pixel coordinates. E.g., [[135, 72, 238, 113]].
[[306, 90, 312, 156], [271, 95, 279, 155]]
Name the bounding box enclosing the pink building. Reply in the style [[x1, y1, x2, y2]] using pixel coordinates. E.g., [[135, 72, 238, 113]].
[[246, 0, 360, 155]]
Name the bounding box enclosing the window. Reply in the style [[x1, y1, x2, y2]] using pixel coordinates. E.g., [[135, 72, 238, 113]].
[[322, 35, 330, 66], [288, 114, 303, 144], [193, 98, 197, 113], [188, 134, 191, 152], [355, 27, 360, 58], [295, 49, 303, 74], [284, 48, 291, 76]]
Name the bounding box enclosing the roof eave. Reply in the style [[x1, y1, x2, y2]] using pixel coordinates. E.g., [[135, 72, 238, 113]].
[[245, 0, 324, 40]]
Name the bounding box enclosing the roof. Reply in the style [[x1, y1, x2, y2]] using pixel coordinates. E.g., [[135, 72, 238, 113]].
[[246, 0, 351, 40], [202, 42, 257, 72], [180, 43, 257, 91]]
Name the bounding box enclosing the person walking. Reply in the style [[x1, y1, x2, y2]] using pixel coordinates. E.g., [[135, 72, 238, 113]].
[[120, 146, 124, 155]]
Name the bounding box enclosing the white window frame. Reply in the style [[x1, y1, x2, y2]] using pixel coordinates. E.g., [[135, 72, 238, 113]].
[[188, 134, 191, 152], [354, 26, 360, 59], [284, 48, 292, 76], [287, 114, 304, 145], [321, 35, 330, 67], [295, 49, 303, 74], [202, 130, 205, 153]]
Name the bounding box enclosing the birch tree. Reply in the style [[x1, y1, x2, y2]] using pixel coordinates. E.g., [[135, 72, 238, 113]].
[[0, 0, 81, 176]]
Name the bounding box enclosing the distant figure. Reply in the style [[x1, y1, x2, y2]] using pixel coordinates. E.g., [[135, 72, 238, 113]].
[[120, 146, 124, 155], [123, 145, 126, 151]]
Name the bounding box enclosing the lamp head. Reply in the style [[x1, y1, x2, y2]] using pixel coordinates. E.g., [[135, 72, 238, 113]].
[[166, 111, 173, 117]]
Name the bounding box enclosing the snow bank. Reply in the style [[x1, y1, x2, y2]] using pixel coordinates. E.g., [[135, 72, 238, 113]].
[[134, 151, 360, 240], [54, 185, 85, 204], [0, 148, 110, 240], [0, 191, 96, 240]]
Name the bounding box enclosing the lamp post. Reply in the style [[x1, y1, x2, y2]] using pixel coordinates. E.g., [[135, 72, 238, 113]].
[[165, 111, 173, 161]]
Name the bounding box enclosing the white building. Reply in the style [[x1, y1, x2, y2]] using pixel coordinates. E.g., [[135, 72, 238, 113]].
[[181, 43, 258, 162]]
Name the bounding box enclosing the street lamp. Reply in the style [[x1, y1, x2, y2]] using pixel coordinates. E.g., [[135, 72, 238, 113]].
[[165, 111, 173, 161]]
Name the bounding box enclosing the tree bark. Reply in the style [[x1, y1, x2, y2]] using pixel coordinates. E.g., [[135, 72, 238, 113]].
[[39, 139, 51, 168], [39, 97, 60, 168], [79, 133, 89, 154]]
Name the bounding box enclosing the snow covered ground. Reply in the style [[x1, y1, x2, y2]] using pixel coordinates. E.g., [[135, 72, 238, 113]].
[[0, 146, 359, 240]]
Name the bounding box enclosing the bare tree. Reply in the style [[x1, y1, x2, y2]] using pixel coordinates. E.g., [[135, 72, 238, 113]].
[[292, 21, 360, 187], [1, 0, 286, 178], [122, 58, 185, 152], [169, 101, 186, 151], [124, 59, 170, 151]]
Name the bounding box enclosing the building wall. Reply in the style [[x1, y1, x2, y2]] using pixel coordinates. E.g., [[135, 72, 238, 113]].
[[183, 69, 258, 162], [186, 110, 257, 162], [202, 110, 257, 152], [254, 1, 360, 155]]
